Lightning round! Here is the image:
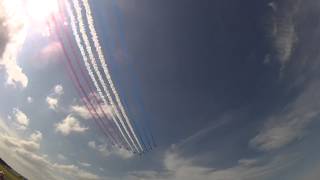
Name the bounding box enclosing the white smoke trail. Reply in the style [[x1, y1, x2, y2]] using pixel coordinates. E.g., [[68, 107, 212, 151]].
[[81, 0, 144, 152], [65, 1, 137, 152]]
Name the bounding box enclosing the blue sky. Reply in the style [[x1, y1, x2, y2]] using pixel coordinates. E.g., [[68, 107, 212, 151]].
[[0, 0, 320, 179]]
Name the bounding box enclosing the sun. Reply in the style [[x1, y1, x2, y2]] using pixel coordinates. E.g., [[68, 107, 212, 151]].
[[26, 0, 59, 22]]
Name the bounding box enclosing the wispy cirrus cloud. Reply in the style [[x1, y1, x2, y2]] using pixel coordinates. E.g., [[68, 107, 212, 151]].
[[128, 146, 298, 180], [267, 0, 301, 69], [250, 81, 320, 151]]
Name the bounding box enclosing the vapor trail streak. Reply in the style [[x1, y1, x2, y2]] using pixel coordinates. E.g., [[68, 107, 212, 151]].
[[66, 1, 137, 152], [111, 0, 156, 149], [81, 0, 144, 152], [49, 16, 116, 146], [56, 0, 122, 147]]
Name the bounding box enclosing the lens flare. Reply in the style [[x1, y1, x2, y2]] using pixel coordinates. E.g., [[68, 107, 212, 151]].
[[26, 0, 59, 22]]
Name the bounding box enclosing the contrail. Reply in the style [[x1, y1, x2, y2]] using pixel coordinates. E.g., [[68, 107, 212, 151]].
[[66, 1, 138, 152], [49, 16, 116, 146], [81, 0, 144, 152], [56, 0, 123, 148], [72, 0, 142, 153], [111, 0, 156, 149]]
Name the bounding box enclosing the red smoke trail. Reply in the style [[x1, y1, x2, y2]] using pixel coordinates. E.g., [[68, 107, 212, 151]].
[[59, 18, 123, 148], [55, 0, 126, 149], [48, 16, 117, 146]]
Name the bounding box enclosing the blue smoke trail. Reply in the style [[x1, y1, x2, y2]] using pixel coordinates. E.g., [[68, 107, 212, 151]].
[[90, 0, 150, 152], [110, 0, 156, 149]]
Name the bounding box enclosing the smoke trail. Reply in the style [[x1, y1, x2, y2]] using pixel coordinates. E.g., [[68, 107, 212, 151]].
[[66, 1, 138, 152], [72, 0, 142, 153], [110, 0, 156, 149], [49, 16, 116, 146], [56, 0, 123, 148], [81, 0, 144, 152]]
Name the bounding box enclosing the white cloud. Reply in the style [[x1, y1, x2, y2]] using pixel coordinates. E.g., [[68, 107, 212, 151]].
[[57, 154, 67, 161], [88, 140, 133, 159], [0, 0, 28, 88], [54, 84, 64, 96], [52, 164, 100, 180], [0, 117, 101, 180], [70, 105, 92, 119], [30, 131, 42, 142], [55, 115, 88, 135], [12, 108, 29, 130], [1, 129, 42, 156], [88, 141, 96, 149], [46, 96, 58, 110], [46, 84, 64, 110], [128, 148, 298, 180], [27, 96, 33, 103], [250, 81, 320, 151], [2, 134, 40, 153], [70, 103, 113, 120], [79, 162, 91, 167], [88, 141, 111, 157]]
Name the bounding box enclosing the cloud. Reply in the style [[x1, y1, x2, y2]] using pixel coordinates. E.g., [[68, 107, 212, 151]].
[[30, 131, 42, 142], [55, 115, 88, 135], [272, 15, 297, 66], [46, 96, 59, 110], [0, 0, 28, 88], [27, 96, 33, 103], [267, 0, 301, 69], [12, 108, 29, 130], [268, 2, 277, 11], [1, 129, 41, 158], [0, 117, 101, 180], [46, 84, 64, 110], [88, 140, 133, 159], [128, 148, 298, 180], [79, 162, 92, 167], [70, 103, 113, 120], [52, 164, 100, 180], [57, 154, 67, 161], [2, 134, 40, 153], [0, 5, 9, 56], [70, 105, 92, 119], [250, 81, 320, 151], [88, 141, 96, 149], [12, 142, 101, 180], [54, 84, 64, 96]]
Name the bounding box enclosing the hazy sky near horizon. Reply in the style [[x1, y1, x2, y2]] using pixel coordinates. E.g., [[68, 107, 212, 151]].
[[1, 0, 320, 179]]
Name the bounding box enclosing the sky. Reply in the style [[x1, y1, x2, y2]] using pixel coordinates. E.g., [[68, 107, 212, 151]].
[[0, 0, 320, 179]]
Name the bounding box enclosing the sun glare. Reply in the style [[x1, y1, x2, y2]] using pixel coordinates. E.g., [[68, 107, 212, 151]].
[[26, 0, 59, 22]]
